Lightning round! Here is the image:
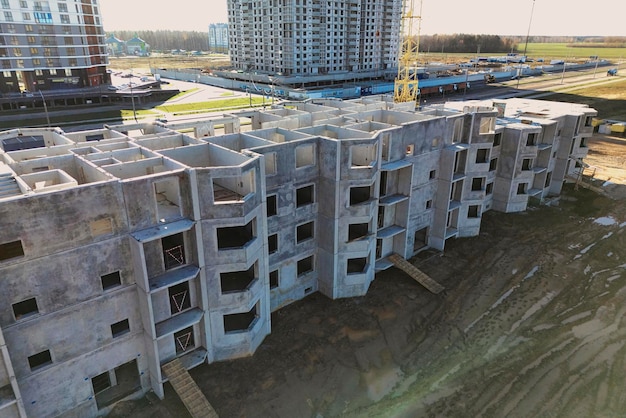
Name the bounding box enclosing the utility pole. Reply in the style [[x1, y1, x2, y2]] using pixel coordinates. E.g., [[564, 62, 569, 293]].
[[38, 90, 50, 128], [517, 0, 535, 89]]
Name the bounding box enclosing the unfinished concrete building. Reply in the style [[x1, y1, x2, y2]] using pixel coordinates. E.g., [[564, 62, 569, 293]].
[[0, 97, 595, 417]]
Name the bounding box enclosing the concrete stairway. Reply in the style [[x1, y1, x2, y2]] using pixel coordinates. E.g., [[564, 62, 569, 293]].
[[0, 173, 21, 198], [387, 253, 445, 294], [161, 358, 219, 418]]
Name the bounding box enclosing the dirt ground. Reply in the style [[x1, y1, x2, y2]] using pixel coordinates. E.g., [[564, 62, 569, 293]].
[[110, 134, 626, 418]]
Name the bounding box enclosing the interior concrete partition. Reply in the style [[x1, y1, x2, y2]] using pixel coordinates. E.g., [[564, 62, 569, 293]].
[[0, 95, 596, 417]]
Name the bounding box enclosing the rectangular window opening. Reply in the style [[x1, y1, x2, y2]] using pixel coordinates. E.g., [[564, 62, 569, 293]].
[[526, 133, 538, 146], [347, 257, 368, 274], [162, 233, 186, 270], [266, 194, 277, 216], [217, 219, 256, 250], [476, 148, 489, 164], [174, 326, 195, 354], [168, 281, 191, 314], [111, 319, 130, 338], [224, 305, 257, 333], [0, 240, 24, 261], [297, 255, 314, 276], [296, 221, 314, 243], [468, 205, 481, 218], [101, 271, 121, 291], [295, 143, 315, 168], [221, 264, 257, 293], [28, 349, 52, 371], [348, 223, 369, 241], [13, 297, 39, 320], [269, 269, 279, 289], [296, 184, 314, 207], [350, 185, 371, 206]]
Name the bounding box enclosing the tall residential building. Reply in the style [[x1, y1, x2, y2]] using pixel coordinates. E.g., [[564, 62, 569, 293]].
[[0, 0, 108, 94], [208, 23, 229, 54], [226, 0, 402, 78]]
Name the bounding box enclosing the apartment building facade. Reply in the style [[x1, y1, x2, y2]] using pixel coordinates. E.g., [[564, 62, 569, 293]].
[[226, 0, 401, 78], [0, 97, 595, 417], [208, 23, 229, 54], [0, 0, 108, 94]]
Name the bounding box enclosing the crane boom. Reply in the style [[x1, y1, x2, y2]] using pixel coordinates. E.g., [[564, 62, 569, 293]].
[[394, 0, 423, 103]]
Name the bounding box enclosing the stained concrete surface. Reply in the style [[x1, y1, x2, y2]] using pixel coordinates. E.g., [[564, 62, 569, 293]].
[[110, 133, 626, 418]]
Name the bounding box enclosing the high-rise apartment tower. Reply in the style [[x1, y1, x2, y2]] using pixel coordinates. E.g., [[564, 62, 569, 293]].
[[0, 0, 108, 94], [227, 0, 402, 78]]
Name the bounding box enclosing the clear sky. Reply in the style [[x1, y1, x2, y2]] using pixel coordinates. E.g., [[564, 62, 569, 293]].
[[99, 0, 626, 37]]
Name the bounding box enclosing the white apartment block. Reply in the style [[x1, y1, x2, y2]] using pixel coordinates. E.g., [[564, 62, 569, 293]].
[[0, 97, 595, 417], [226, 0, 401, 77], [0, 0, 108, 94]]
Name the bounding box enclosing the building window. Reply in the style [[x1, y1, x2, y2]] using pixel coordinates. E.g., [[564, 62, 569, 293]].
[[471, 177, 484, 191], [269, 269, 279, 289], [347, 257, 367, 274], [28, 349, 52, 371], [91, 372, 111, 396], [100, 271, 121, 291], [348, 223, 369, 241], [217, 219, 256, 250], [517, 183, 527, 195], [22, 12, 31, 20], [486, 182, 494, 195], [479, 117, 495, 134], [476, 148, 489, 164], [224, 305, 257, 333], [12, 297, 39, 320], [493, 133, 502, 147], [3, 11, 13, 21], [350, 185, 371, 205], [429, 170, 436, 180], [468, 205, 481, 218], [522, 159, 532, 171], [20, 0, 28, 7], [110, 319, 130, 338], [297, 255, 314, 276], [295, 144, 315, 168], [268, 233, 278, 254], [266, 194, 277, 216], [58, 2, 67, 12], [526, 133, 538, 146], [296, 184, 314, 207], [221, 264, 256, 293], [426, 199, 433, 209], [296, 221, 314, 243], [0, 240, 24, 261], [489, 158, 498, 172], [265, 152, 277, 175], [60, 14, 69, 24]]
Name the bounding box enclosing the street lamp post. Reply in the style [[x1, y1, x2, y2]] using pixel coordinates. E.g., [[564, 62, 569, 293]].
[[38, 90, 50, 128]]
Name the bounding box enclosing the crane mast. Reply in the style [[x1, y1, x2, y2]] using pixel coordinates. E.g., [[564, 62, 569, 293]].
[[394, 0, 423, 103]]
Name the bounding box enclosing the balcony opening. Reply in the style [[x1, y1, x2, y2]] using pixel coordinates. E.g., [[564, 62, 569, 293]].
[[174, 326, 195, 354], [213, 170, 255, 203], [168, 281, 191, 315], [468, 205, 481, 218], [0, 240, 24, 262], [454, 150, 467, 174], [347, 257, 368, 274], [162, 233, 186, 270], [351, 144, 376, 167], [414, 227, 428, 251], [452, 119, 463, 143], [475, 148, 489, 164], [296, 221, 314, 243], [348, 223, 369, 241], [265, 152, 277, 175], [266, 194, 277, 216], [479, 117, 495, 134], [217, 219, 256, 250], [522, 158, 532, 171], [269, 269, 279, 289], [296, 184, 314, 207], [295, 143, 315, 168], [221, 263, 257, 293], [526, 133, 538, 146], [297, 255, 314, 276], [450, 180, 463, 201], [379, 170, 388, 196], [12, 297, 39, 320], [350, 185, 371, 206], [224, 304, 257, 333], [154, 179, 181, 223]]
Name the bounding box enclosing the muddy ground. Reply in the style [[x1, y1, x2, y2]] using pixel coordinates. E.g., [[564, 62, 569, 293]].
[[110, 134, 626, 418]]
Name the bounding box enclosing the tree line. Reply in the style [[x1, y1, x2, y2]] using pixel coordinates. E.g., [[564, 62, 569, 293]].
[[109, 30, 210, 52], [419, 34, 517, 54]]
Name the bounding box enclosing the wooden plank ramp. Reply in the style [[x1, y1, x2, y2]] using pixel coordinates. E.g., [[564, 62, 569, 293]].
[[161, 358, 219, 418], [387, 253, 445, 294]]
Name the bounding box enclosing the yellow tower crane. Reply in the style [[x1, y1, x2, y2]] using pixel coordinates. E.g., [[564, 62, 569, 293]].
[[394, 0, 423, 103]]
